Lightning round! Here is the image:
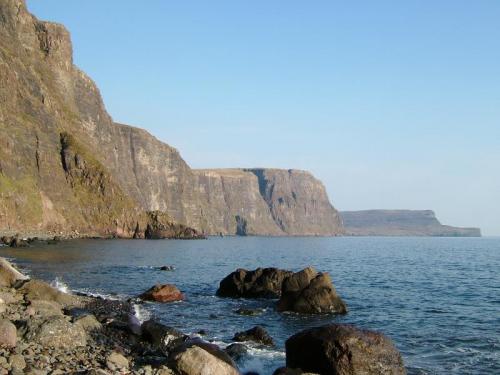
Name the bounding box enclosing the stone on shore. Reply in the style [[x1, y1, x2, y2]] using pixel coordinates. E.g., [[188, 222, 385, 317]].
[[74, 314, 102, 331], [139, 284, 184, 303], [141, 320, 187, 353], [0, 319, 17, 348], [285, 324, 406, 375], [169, 340, 239, 375], [232, 326, 274, 346], [277, 267, 347, 314], [106, 351, 129, 371], [0, 257, 29, 287], [24, 315, 88, 348], [20, 280, 79, 306], [216, 267, 293, 298], [27, 300, 64, 317]]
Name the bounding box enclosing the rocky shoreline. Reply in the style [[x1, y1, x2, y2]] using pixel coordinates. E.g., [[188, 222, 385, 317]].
[[0, 258, 407, 375]]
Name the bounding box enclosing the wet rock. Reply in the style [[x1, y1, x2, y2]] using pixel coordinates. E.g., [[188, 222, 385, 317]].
[[24, 316, 87, 349], [0, 257, 29, 288], [169, 342, 239, 375], [277, 267, 347, 314], [139, 284, 184, 303], [233, 326, 274, 346], [160, 265, 175, 271], [285, 324, 406, 375], [217, 268, 293, 298], [0, 236, 12, 246], [20, 280, 79, 307], [234, 307, 263, 316], [106, 351, 129, 371], [0, 319, 17, 347], [141, 320, 187, 353], [225, 343, 248, 361], [9, 237, 29, 248]]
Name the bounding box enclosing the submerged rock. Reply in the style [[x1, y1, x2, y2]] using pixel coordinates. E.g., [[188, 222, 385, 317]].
[[232, 326, 275, 346], [139, 284, 184, 303], [285, 324, 406, 375], [277, 267, 347, 314], [217, 267, 293, 298]]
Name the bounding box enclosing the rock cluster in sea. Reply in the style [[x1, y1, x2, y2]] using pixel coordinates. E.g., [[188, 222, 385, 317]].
[[0, 257, 406, 374]]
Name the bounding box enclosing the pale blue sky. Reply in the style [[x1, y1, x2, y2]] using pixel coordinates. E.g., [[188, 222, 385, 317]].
[[28, 1, 500, 235]]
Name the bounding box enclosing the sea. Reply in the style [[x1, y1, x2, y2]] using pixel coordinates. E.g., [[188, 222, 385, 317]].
[[1, 236, 499, 374]]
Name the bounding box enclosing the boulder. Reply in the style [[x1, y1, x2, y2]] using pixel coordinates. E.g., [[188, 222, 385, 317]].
[[74, 314, 102, 331], [139, 284, 184, 303], [9, 237, 29, 247], [160, 265, 175, 271], [0, 236, 12, 246], [28, 299, 64, 317], [20, 279, 79, 306], [225, 343, 248, 361], [24, 315, 88, 348], [106, 352, 129, 372], [169, 340, 239, 375], [285, 324, 406, 375], [277, 267, 347, 314], [0, 319, 17, 348], [141, 320, 187, 353], [233, 326, 274, 346], [217, 268, 293, 298], [0, 257, 29, 287]]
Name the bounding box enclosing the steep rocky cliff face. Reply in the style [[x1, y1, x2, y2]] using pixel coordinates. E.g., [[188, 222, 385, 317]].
[[0, 0, 343, 236], [341, 210, 481, 237]]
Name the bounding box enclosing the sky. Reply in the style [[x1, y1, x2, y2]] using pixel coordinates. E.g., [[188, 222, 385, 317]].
[[27, 1, 500, 235]]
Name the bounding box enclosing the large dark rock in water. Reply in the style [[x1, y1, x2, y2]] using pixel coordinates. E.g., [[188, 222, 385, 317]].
[[141, 320, 188, 354], [285, 324, 406, 375], [277, 267, 347, 314], [216, 268, 293, 298], [232, 326, 275, 346]]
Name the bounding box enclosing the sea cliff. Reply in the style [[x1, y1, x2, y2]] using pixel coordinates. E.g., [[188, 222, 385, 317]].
[[0, 0, 342, 237], [340, 210, 481, 237]]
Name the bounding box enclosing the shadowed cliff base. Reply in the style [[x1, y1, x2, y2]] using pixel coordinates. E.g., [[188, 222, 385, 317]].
[[340, 210, 481, 237]]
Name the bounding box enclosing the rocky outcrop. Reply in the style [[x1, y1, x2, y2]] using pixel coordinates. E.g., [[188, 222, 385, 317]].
[[0, 0, 343, 237], [216, 268, 293, 298], [341, 210, 481, 237], [285, 324, 406, 375], [277, 267, 347, 314]]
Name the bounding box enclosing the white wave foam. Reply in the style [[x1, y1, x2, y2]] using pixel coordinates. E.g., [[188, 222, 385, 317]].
[[50, 277, 70, 293], [133, 303, 152, 323]]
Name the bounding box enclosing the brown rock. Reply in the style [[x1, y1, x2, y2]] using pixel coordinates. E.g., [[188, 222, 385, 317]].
[[0, 258, 29, 288], [0, 319, 17, 348], [19, 280, 79, 306], [106, 352, 129, 371], [285, 324, 406, 375], [24, 316, 87, 348], [277, 267, 347, 314], [169, 344, 239, 375], [232, 326, 274, 346], [139, 284, 184, 303]]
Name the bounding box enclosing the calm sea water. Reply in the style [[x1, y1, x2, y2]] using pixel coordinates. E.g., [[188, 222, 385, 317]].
[[1, 237, 499, 374]]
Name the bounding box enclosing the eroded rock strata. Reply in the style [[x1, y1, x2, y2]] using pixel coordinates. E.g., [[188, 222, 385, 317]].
[[0, 0, 343, 237]]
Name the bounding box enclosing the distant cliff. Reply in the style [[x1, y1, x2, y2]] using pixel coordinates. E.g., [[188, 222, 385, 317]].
[[0, 0, 343, 237], [340, 210, 481, 237]]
